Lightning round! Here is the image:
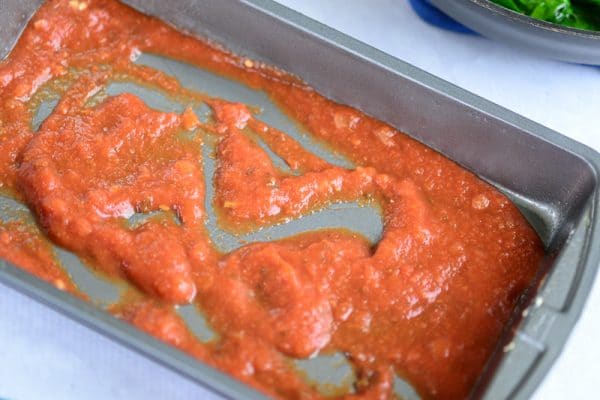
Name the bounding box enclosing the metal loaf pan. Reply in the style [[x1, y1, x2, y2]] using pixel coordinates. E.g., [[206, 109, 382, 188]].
[[0, 0, 599, 399]]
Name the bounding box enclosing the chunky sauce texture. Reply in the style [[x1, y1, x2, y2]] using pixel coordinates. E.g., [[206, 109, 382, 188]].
[[0, 1, 544, 398], [0, 220, 79, 295]]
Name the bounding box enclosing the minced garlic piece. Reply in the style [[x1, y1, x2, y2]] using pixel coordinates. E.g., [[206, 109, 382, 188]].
[[69, 0, 88, 11]]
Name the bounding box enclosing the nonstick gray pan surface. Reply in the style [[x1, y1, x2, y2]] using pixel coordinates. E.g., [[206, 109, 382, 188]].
[[0, 1, 599, 399]]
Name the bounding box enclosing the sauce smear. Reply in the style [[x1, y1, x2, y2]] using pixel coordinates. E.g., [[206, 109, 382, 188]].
[[0, 1, 544, 398]]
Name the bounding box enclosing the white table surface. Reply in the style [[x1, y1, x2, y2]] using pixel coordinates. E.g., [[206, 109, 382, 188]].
[[1, 1, 599, 399]]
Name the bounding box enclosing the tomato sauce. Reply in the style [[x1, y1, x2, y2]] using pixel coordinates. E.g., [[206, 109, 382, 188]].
[[0, 220, 79, 295], [0, 0, 544, 398]]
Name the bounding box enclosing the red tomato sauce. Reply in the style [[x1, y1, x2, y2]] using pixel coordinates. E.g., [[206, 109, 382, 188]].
[[0, 0, 544, 398], [0, 220, 80, 295]]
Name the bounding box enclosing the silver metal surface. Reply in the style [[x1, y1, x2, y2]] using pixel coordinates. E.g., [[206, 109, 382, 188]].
[[0, 0, 599, 399], [0, 0, 44, 59], [430, 0, 600, 65]]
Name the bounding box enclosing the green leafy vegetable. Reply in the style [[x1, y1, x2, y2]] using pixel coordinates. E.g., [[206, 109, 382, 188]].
[[490, 0, 600, 30]]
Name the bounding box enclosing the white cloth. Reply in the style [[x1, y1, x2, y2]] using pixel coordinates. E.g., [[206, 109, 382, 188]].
[[1, 1, 598, 399]]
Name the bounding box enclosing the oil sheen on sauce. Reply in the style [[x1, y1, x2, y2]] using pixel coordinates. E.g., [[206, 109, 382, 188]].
[[0, 1, 544, 398]]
